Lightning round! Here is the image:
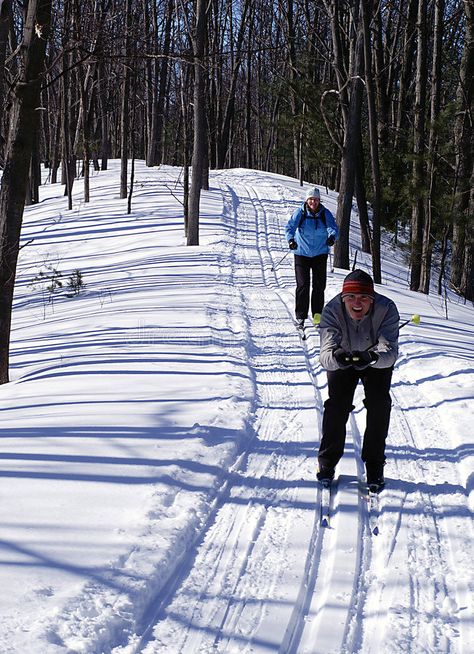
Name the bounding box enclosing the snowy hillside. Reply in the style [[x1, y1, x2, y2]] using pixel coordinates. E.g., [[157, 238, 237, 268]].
[[0, 162, 472, 653]]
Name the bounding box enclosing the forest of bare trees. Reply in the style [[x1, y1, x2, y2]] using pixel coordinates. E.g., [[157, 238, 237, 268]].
[[0, 0, 472, 380]]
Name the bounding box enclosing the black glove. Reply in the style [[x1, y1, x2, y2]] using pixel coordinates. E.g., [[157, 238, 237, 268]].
[[288, 239, 298, 250], [333, 348, 352, 368], [326, 235, 335, 246], [350, 350, 379, 369]]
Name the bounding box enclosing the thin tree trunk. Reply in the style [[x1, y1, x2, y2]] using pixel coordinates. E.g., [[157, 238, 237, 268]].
[[216, 0, 250, 168], [409, 0, 427, 291], [354, 131, 372, 254], [420, 0, 444, 293], [245, 4, 254, 169], [98, 60, 109, 170], [450, 0, 474, 299], [394, 0, 418, 146], [180, 64, 191, 235], [361, 0, 382, 283], [333, 10, 365, 270], [188, 0, 207, 245], [120, 0, 132, 199]]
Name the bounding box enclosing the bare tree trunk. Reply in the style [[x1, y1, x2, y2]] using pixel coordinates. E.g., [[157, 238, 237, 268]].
[[146, 0, 173, 166], [0, 0, 52, 384], [286, 0, 301, 179], [394, 0, 418, 146], [180, 64, 192, 235], [120, 0, 132, 199], [245, 4, 254, 169], [188, 0, 207, 246], [98, 60, 109, 171], [420, 0, 444, 293], [216, 0, 250, 168], [354, 129, 372, 254], [27, 135, 41, 205], [333, 8, 365, 270], [361, 0, 382, 283], [409, 0, 427, 291], [451, 0, 474, 299], [61, 2, 75, 210], [143, 0, 156, 166], [0, 0, 11, 140]]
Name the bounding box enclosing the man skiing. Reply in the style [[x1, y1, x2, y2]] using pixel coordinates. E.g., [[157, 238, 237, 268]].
[[285, 187, 338, 328], [317, 269, 400, 489]]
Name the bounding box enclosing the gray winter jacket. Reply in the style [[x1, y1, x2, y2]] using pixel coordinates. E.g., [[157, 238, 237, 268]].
[[319, 293, 400, 371]]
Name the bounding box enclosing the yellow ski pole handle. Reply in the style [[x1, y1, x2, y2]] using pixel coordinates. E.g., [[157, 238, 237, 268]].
[[399, 314, 421, 329]]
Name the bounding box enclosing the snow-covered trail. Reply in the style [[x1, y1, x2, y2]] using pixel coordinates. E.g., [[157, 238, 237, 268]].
[[124, 171, 439, 654], [131, 173, 336, 652], [124, 172, 472, 654], [2, 164, 472, 654]]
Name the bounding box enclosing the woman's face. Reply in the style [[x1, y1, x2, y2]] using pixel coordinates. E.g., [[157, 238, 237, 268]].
[[342, 293, 373, 320], [306, 197, 320, 211]]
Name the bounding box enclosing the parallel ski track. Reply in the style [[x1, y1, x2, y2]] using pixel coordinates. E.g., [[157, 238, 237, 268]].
[[248, 180, 344, 653], [385, 380, 469, 653], [132, 175, 327, 652], [132, 175, 369, 654], [345, 363, 470, 654], [215, 178, 368, 654]]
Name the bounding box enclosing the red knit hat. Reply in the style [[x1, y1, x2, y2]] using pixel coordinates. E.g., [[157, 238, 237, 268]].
[[341, 269, 375, 298]]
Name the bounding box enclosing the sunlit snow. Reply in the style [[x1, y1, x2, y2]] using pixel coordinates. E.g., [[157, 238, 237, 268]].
[[0, 162, 472, 653]]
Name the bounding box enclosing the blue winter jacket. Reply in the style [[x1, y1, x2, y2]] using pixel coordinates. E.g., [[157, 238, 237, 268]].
[[285, 203, 338, 258]]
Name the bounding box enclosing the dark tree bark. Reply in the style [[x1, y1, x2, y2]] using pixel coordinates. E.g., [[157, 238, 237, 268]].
[[361, 0, 382, 283], [146, 0, 173, 166], [286, 0, 302, 179], [420, 0, 444, 293], [120, 0, 132, 199], [451, 0, 474, 300], [245, 3, 255, 169], [0, 0, 11, 143], [97, 59, 110, 171], [333, 5, 365, 270], [354, 129, 372, 254], [409, 0, 428, 291], [394, 0, 418, 146], [0, 0, 53, 384], [60, 2, 75, 210], [215, 0, 251, 169], [188, 0, 207, 246], [179, 63, 192, 235]]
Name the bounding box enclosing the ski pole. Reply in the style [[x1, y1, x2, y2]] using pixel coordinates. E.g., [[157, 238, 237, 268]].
[[271, 250, 291, 272], [362, 314, 421, 353], [398, 314, 421, 329]]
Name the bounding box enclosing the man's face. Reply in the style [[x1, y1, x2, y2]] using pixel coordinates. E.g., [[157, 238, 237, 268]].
[[306, 196, 320, 211], [342, 293, 373, 320]]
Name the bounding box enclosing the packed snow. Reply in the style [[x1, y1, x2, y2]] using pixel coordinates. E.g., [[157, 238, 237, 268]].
[[0, 162, 472, 654]]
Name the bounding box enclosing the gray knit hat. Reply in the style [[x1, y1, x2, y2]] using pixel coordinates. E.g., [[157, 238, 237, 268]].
[[305, 186, 320, 200]]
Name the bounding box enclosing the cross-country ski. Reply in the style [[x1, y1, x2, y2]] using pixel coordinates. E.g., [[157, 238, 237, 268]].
[[319, 480, 332, 528]]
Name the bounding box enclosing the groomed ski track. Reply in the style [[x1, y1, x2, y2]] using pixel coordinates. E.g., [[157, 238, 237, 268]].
[[98, 168, 473, 654]]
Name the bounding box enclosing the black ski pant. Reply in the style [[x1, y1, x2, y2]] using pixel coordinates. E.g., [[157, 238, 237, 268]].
[[294, 253, 328, 320], [318, 366, 393, 471]]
